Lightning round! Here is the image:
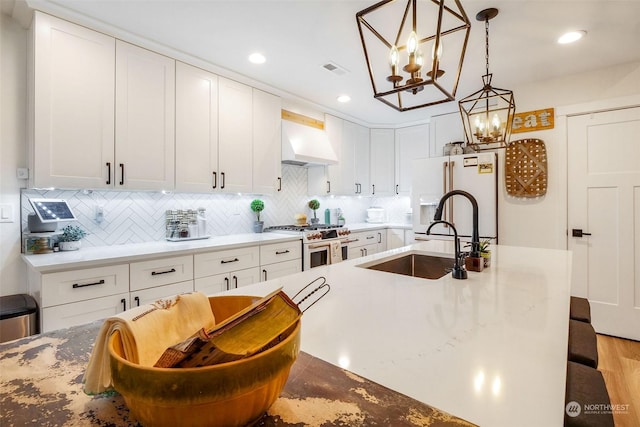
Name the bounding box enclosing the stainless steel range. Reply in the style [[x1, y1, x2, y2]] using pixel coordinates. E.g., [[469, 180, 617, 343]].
[[264, 224, 352, 270]]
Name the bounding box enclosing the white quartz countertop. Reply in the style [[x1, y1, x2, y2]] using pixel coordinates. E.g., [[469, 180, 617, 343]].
[[223, 241, 573, 427], [22, 232, 300, 272]]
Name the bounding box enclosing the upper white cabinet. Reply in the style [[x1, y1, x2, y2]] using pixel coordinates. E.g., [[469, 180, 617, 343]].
[[370, 128, 395, 196], [175, 62, 219, 192], [218, 77, 253, 193], [252, 89, 282, 194], [115, 41, 175, 190], [30, 12, 115, 189], [394, 124, 429, 195], [430, 112, 465, 157]]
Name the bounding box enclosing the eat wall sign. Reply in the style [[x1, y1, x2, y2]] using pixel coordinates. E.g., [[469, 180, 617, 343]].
[[512, 108, 554, 133]]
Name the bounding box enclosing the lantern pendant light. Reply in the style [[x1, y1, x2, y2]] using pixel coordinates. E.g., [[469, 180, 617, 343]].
[[459, 8, 515, 150]]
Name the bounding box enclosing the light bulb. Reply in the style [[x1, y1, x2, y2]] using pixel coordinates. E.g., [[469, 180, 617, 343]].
[[407, 31, 418, 55], [389, 45, 399, 68], [432, 40, 443, 60], [415, 50, 423, 68], [492, 114, 501, 131]]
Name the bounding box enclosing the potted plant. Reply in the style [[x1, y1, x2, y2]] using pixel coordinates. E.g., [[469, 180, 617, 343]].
[[479, 239, 491, 267], [250, 199, 265, 233], [308, 199, 320, 224], [58, 225, 87, 251]]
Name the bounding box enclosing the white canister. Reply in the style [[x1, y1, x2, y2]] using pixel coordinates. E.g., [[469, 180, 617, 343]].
[[366, 208, 386, 223]]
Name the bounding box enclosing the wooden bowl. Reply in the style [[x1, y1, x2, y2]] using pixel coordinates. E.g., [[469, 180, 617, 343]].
[[108, 295, 301, 427]]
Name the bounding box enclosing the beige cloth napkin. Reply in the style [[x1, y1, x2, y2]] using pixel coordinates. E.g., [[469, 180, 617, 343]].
[[83, 291, 215, 394], [329, 240, 343, 264]]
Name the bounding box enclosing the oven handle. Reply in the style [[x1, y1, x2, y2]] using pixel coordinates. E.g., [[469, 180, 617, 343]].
[[308, 238, 355, 249]]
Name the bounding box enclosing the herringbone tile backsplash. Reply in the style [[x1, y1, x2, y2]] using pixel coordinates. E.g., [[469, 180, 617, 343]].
[[21, 165, 411, 248]]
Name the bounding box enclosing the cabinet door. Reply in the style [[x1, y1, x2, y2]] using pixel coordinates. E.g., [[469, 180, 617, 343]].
[[386, 228, 405, 249], [376, 230, 387, 252], [262, 259, 302, 282], [42, 292, 129, 333], [218, 77, 253, 193], [175, 62, 219, 192], [324, 115, 343, 194], [307, 166, 329, 195], [130, 280, 194, 308], [340, 120, 357, 194], [31, 12, 115, 189], [395, 124, 429, 195], [430, 112, 465, 157], [115, 40, 175, 190], [195, 273, 230, 295], [370, 129, 396, 196], [230, 267, 261, 289], [252, 89, 282, 194], [352, 122, 371, 196]]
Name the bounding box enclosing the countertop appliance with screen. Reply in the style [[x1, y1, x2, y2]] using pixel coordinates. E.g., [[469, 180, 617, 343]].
[[28, 198, 77, 223]]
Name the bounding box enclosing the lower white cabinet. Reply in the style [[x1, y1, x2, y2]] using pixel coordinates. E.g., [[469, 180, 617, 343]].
[[130, 280, 194, 308], [42, 292, 130, 333], [130, 255, 193, 291], [194, 246, 260, 279], [261, 259, 302, 281], [348, 230, 384, 259], [194, 268, 261, 295], [387, 228, 406, 250]]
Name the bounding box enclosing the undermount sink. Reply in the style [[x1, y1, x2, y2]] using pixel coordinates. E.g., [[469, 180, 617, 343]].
[[360, 253, 454, 280]]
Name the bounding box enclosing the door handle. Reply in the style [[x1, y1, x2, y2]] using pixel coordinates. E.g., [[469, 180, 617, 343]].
[[119, 163, 125, 185], [106, 162, 111, 185], [212, 171, 217, 189], [327, 181, 331, 193], [224, 277, 229, 290], [572, 229, 592, 237], [221, 172, 225, 189], [395, 184, 399, 195], [277, 177, 282, 192], [121, 298, 127, 311], [233, 276, 238, 289], [135, 296, 140, 307], [263, 269, 267, 281], [372, 184, 375, 195]]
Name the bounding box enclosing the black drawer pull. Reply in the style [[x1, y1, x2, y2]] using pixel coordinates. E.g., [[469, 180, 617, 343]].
[[121, 298, 127, 311], [72, 279, 105, 289], [221, 258, 239, 264], [135, 296, 140, 307], [366, 236, 375, 239], [106, 162, 111, 185], [212, 171, 217, 189], [119, 163, 125, 185], [275, 250, 290, 255], [151, 268, 176, 276], [224, 277, 230, 290], [263, 269, 267, 281]]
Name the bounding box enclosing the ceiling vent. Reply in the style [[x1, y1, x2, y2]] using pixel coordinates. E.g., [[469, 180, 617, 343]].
[[322, 62, 349, 76]]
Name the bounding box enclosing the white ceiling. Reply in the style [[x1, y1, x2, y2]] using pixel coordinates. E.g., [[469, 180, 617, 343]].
[[13, 0, 640, 126]]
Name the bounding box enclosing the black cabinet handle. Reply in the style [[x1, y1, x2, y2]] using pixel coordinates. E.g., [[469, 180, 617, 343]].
[[366, 235, 374, 239], [572, 229, 592, 237], [372, 184, 375, 195], [151, 268, 176, 276], [221, 172, 225, 189], [119, 163, 124, 185], [355, 183, 359, 193], [224, 277, 229, 291], [135, 296, 140, 307], [121, 298, 127, 311], [72, 279, 105, 289], [278, 177, 282, 191], [263, 269, 267, 281], [221, 258, 239, 264], [106, 162, 111, 185], [212, 171, 217, 189], [275, 250, 290, 255], [378, 232, 382, 244], [327, 181, 331, 193], [233, 276, 238, 289], [396, 184, 399, 194]]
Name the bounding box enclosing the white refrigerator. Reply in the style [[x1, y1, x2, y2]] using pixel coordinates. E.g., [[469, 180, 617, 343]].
[[411, 153, 498, 242]]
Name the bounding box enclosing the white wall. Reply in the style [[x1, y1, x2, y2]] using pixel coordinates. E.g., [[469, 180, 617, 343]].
[[498, 61, 640, 250], [0, 14, 28, 296]]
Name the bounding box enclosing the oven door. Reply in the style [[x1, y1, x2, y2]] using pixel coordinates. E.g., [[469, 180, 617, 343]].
[[304, 240, 349, 270]]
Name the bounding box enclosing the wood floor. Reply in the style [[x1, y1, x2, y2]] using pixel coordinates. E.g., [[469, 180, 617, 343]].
[[596, 334, 640, 427]]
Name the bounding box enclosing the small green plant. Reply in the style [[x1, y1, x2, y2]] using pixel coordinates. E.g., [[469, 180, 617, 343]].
[[59, 225, 87, 242], [479, 239, 491, 253], [307, 199, 320, 219], [250, 199, 265, 221]]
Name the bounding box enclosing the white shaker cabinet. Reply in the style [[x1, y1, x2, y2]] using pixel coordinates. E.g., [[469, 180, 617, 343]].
[[370, 129, 396, 196], [430, 112, 465, 157], [115, 40, 175, 190], [395, 124, 429, 195], [252, 89, 282, 194], [175, 62, 219, 192], [30, 12, 115, 189], [193, 246, 261, 294], [218, 77, 253, 193]]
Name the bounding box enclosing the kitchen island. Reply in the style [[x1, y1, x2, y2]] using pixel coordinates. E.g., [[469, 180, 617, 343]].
[[5, 241, 572, 426]]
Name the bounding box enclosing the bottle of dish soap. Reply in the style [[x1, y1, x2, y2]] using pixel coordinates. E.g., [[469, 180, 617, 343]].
[[324, 208, 330, 224]]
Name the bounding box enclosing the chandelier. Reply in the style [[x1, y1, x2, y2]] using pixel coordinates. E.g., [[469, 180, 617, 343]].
[[458, 8, 515, 150], [356, 0, 471, 112]]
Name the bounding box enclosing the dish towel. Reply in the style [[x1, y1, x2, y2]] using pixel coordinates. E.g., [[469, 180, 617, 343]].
[[329, 240, 343, 264], [83, 291, 215, 395]]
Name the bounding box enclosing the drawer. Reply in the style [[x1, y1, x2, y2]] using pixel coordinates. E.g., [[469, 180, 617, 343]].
[[41, 292, 129, 333], [41, 264, 129, 307], [348, 231, 379, 248], [130, 280, 194, 308], [194, 246, 259, 278], [130, 255, 194, 291], [260, 240, 302, 265]]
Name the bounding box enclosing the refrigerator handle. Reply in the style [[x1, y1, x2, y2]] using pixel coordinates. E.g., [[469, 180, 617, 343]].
[[442, 162, 449, 228], [449, 161, 455, 225]]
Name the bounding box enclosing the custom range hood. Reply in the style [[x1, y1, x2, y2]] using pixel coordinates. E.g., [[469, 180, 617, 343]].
[[281, 111, 338, 166]]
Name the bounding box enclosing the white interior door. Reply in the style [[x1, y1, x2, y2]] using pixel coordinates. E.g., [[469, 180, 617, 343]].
[[567, 106, 640, 340]]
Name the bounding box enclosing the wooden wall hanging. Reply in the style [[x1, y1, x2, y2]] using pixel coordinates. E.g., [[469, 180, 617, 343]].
[[505, 138, 548, 197]]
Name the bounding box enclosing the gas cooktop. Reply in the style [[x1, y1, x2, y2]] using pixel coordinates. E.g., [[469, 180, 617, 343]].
[[264, 224, 344, 233]]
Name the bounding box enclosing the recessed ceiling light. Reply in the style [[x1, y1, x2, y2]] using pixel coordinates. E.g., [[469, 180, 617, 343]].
[[337, 95, 351, 103], [558, 30, 587, 44], [248, 52, 266, 64]]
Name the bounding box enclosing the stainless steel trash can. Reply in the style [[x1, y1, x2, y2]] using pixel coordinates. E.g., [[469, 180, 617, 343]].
[[0, 294, 38, 343]]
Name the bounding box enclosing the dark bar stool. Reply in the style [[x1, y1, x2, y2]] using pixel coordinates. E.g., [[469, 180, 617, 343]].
[[570, 296, 591, 323], [565, 361, 614, 427], [568, 319, 598, 368]]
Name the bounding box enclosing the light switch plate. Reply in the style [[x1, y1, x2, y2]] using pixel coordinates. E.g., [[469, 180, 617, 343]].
[[16, 168, 29, 179], [0, 204, 14, 223]]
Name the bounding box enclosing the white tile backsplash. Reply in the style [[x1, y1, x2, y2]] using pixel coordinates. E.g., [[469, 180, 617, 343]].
[[21, 165, 410, 248]]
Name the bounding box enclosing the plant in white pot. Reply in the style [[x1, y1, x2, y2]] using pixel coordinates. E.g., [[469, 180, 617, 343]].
[[250, 199, 265, 233], [308, 199, 320, 224], [58, 225, 87, 251]]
